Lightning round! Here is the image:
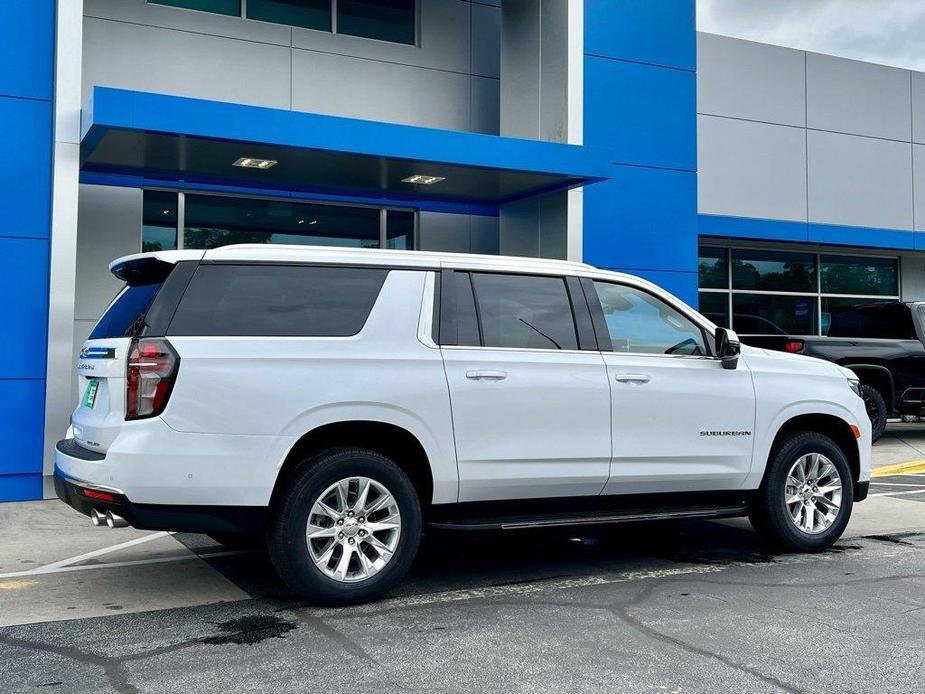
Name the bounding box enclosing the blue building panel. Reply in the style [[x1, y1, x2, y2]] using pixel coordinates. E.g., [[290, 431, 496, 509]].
[[585, 0, 696, 71], [0, 0, 55, 101], [0, 379, 47, 502], [585, 55, 697, 172], [1, 237, 50, 379], [0, 97, 53, 238], [584, 167, 698, 304]]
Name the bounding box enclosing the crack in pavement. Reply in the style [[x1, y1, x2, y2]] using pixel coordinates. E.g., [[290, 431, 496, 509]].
[[0, 634, 139, 694], [607, 582, 807, 694]]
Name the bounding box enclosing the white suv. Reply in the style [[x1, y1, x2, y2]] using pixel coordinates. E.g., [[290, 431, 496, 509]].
[[55, 245, 871, 604]]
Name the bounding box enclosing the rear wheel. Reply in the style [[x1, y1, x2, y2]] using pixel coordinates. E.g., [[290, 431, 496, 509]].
[[860, 384, 887, 443], [268, 447, 421, 605], [749, 431, 853, 552]]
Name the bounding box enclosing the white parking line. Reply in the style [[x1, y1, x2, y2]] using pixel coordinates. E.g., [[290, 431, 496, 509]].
[[868, 488, 925, 498], [0, 550, 251, 580], [869, 482, 925, 487]]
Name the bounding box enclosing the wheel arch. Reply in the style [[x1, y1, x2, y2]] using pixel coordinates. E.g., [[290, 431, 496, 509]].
[[270, 420, 436, 515], [767, 413, 860, 489]]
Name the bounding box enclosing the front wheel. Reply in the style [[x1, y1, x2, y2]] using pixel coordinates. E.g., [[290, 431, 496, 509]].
[[749, 431, 854, 552], [268, 447, 422, 605]]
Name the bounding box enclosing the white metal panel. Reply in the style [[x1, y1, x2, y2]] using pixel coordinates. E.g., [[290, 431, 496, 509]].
[[470, 1, 500, 78], [914, 72, 925, 145], [470, 75, 500, 135], [808, 130, 913, 230], [697, 115, 807, 222], [806, 52, 912, 142], [916, 144, 925, 232], [82, 17, 293, 109], [291, 48, 471, 130], [697, 33, 806, 127], [418, 211, 472, 253], [75, 185, 143, 321]]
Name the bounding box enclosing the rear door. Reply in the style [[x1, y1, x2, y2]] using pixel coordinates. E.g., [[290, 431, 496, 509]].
[[439, 269, 611, 502]]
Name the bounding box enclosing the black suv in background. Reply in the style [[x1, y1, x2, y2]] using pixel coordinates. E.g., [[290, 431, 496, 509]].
[[742, 301, 925, 442]]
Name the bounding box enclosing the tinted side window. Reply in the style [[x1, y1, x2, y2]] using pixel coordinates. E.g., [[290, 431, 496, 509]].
[[169, 264, 387, 337], [593, 282, 707, 356], [454, 272, 481, 346], [470, 273, 578, 350], [826, 302, 914, 339], [90, 284, 163, 339]]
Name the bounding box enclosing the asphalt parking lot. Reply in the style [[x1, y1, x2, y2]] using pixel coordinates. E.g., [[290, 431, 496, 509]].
[[2, 428, 924, 694]]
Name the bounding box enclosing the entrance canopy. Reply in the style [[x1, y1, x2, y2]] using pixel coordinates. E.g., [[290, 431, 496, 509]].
[[80, 87, 611, 208]]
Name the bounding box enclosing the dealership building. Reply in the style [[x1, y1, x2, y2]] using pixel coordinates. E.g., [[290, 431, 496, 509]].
[[4, 0, 925, 501]]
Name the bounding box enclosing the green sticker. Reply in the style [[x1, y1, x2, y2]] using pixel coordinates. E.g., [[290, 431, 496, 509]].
[[83, 379, 100, 409]]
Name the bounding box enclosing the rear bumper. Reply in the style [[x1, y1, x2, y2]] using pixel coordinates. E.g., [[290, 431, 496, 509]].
[[54, 447, 266, 535]]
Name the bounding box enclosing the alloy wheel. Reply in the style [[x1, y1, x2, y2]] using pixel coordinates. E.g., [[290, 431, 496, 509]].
[[784, 453, 843, 535], [306, 476, 402, 583]]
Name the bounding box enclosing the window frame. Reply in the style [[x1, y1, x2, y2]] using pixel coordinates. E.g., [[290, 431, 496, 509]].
[[141, 188, 419, 253], [698, 243, 902, 336], [435, 269, 596, 353], [585, 279, 716, 360], [146, 0, 420, 47]]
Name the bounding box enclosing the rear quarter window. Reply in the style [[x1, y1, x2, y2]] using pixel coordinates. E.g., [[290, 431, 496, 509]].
[[167, 264, 388, 337], [90, 283, 162, 339]]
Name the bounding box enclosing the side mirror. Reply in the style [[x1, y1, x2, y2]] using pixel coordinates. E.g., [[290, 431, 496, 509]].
[[715, 327, 740, 370]]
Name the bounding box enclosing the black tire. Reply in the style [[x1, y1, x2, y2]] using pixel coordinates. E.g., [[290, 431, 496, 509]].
[[206, 532, 265, 550], [749, 431, 854, 552], [268, 447, 422, 606], [860, 384, 888, 443]]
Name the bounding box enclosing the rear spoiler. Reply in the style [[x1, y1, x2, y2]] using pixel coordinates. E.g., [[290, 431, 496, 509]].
[[109, 251, 205, 285]]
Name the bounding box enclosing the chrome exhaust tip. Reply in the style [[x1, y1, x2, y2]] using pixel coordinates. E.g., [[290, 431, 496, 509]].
[[90, 508, 105, 527], [105, 511, 129, 528]]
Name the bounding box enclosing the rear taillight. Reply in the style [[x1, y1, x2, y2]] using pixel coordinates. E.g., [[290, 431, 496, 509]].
[[784, 340, 805, 354], [126, 338, 179, 420]]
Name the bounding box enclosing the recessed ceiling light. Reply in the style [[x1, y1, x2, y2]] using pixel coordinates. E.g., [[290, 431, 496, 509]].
[[402, 174, 445, 185], [162, 209, 170, 215], [233, 157, 277, 170]]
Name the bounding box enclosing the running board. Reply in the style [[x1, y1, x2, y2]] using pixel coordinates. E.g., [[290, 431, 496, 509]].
[[427, 504, 749, 532]]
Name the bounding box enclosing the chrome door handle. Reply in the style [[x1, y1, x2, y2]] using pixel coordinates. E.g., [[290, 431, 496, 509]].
[[614, 373, 651, 384], [466, 370, 508, 381]]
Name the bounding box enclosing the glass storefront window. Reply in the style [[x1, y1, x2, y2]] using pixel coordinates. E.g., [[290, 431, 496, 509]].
[[820, 255, 898, 296], [247, 0, 331, 31], [698, 292, 729, 328], [386, 210, 415, 249], [732, 248, 816, 292], [149, 0, 241, 16], [183, 195, 381, 250], [142, 191, 179, 252], [141, 190, 420, 252], [337, 0, 415, 44], [732, 294, 817, 335], [822, 298, 909, 338], [698, 247, 727, 289]]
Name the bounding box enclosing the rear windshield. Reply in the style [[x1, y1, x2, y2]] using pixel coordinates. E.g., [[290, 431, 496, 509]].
[[89, 283, 163, 339], [827, 303, 915, 340], [167, 264, 388, 337]]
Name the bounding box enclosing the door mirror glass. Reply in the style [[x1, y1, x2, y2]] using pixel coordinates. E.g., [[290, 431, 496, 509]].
[[715, 327, 741, 369]]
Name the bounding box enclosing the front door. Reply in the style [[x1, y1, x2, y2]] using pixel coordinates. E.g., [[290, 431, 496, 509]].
[[587, 280, 756, 495], [440, 271, 611, 502]]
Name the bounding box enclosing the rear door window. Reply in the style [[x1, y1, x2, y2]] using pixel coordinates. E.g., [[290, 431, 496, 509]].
[[469, 273, 578, 350], [90, 284, 163, 339], [168, 264, 388, 337]]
